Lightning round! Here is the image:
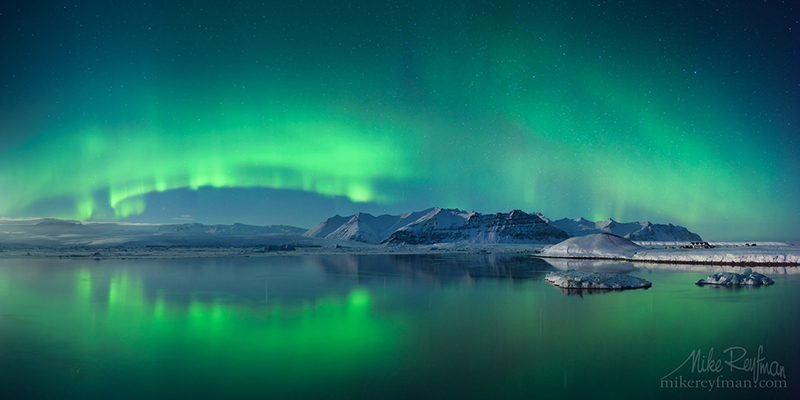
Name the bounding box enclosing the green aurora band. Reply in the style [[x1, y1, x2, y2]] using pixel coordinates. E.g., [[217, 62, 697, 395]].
[[1, 1, 797, 239]]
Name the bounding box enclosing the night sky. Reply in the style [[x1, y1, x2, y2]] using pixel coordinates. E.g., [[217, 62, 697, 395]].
[[1, 1, 798, 240]]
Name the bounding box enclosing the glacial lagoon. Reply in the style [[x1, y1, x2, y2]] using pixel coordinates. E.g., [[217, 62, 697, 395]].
[[1, 254, 798, 399]]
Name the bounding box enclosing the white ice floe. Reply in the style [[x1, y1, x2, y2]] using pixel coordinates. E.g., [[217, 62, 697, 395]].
[[544, 269, 652, 290]]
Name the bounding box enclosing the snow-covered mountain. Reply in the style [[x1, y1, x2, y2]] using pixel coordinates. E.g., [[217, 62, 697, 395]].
[[549, 217, 702, 241], [305, 209, 703, 245], [303, 208, 570, 244], [302, 209, 433, 243], [383, 208, 570, 245]]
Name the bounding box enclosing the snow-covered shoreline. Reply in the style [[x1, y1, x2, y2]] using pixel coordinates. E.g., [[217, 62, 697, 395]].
[[2, 241, 799, 267], [1, 219, 797, 265], [630, 246, 800, 265], [538, 245, 800, 266]]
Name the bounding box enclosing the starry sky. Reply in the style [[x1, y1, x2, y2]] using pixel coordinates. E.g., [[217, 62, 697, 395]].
[[1, 1, 798, 240]]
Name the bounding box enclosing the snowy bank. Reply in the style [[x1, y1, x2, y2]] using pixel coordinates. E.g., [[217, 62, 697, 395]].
[[631, 246, 800, 265]]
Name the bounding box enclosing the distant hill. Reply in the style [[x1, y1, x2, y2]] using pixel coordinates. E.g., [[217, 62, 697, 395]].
[[157, 222, 305, 235], [0, 218, 307, 247]]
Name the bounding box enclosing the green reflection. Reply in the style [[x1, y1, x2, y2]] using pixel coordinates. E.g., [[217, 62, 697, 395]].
[[1, 258, 797, 400], [75, 267, 92, 303], [70, 266, 404, 392]]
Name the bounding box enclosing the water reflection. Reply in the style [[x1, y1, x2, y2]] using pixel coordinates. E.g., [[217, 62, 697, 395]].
[[0, 256, 798, 400], [0, 258, 407, 399], [540, 258, 639, 273], [312, 253, 555, 283], [551, 286, 652, 297], [693, 284, 769, 292]]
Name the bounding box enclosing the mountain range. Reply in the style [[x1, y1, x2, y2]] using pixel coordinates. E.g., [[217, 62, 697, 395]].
[[0, 209, 701, 248], [548, 217, 702, 241], [303, 207, 702, 244]]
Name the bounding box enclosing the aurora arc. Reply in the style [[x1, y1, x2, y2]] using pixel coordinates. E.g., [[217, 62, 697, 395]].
[[1, 1, 797, 240]]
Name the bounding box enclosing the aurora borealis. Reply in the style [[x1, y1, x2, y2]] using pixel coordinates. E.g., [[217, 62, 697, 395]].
[[1, 1, 798, 240]]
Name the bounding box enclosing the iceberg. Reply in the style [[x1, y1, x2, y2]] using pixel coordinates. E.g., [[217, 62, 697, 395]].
[[544, 269, 652, 290], [695, 268, 775, 286]]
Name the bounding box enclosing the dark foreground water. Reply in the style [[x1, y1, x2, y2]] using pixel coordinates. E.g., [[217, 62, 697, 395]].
[[1, 254, 798, 399]]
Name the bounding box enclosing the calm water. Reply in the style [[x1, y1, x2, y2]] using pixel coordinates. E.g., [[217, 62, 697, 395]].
[[1, 254, 798, 399]]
